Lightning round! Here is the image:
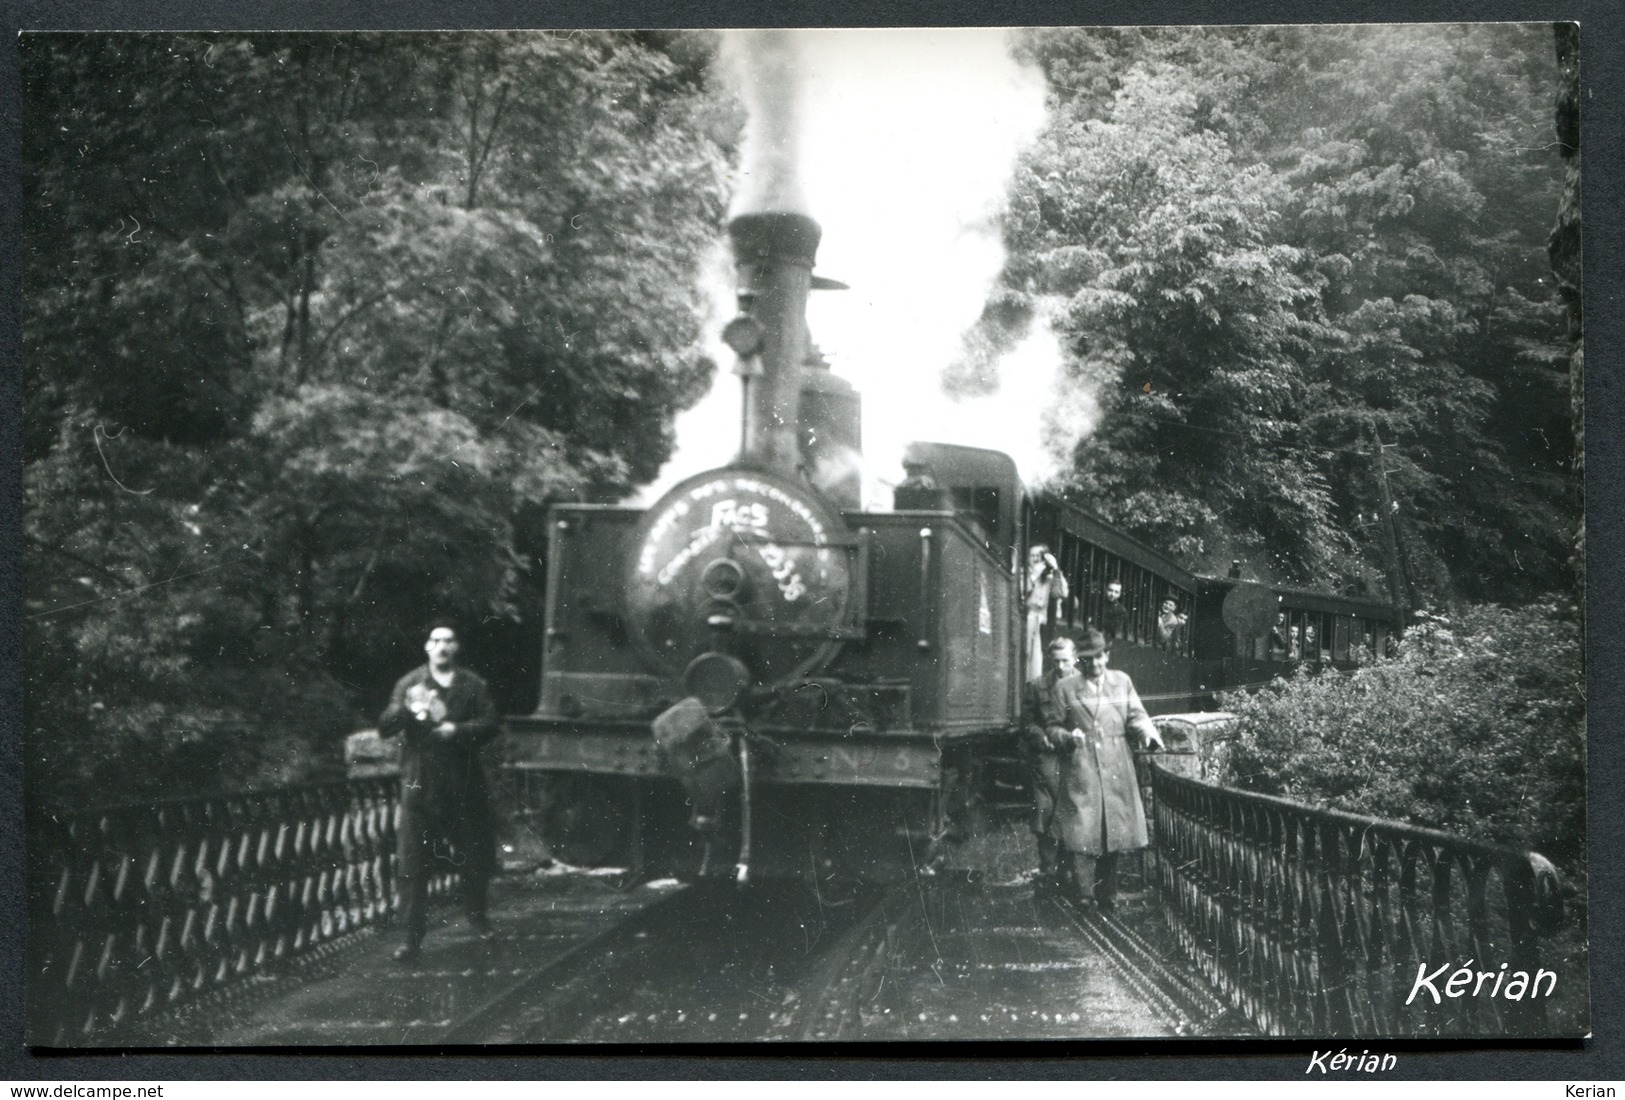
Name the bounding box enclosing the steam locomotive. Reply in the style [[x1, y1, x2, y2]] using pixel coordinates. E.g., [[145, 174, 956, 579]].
[[504, 211, 1400, 889]]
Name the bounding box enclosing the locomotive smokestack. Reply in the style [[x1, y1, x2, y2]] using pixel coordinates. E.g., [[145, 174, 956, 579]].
[[727, 212, 821, 473]]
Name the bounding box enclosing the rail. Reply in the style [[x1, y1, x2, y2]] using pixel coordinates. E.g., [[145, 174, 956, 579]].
[[1147, 762, 1566, 1037], [25, 778, 458, 1046]]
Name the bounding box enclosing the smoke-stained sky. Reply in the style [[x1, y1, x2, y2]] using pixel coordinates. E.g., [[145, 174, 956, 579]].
[[644, 28, 1078, 507]]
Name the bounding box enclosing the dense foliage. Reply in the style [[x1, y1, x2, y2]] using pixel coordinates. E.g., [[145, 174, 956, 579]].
[[22, 32, 739, 808], [22, 28, 1581, 833], [978, 25, 1574, 605], [1217, 602, 1585, 866]]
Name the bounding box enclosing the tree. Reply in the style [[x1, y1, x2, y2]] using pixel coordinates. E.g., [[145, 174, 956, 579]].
[[1218, 601, 1585, 867], [1267, 24, 1572, 604], [1549, 22, 1583, 626], [986, 25, 1573, 604], [22, 32, 740, 808], [993, 55, 1350, 577]]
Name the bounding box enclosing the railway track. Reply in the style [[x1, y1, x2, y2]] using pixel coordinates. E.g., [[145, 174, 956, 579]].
[[824, 813, 1258, 1040], [130, 869, 677, 1046], [448, 866, 1250, 1042], [1053, 895, 1254, 1037], [454, 879, 911, 1043]]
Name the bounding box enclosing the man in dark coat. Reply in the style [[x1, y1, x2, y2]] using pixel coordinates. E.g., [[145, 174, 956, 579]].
[[379, 622, 502, 962], [1050, 628, 1162, 910], [1022, 632, 1080, 899]]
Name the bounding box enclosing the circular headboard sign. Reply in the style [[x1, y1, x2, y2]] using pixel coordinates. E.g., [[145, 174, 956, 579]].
[[626, 468, 852, 683]]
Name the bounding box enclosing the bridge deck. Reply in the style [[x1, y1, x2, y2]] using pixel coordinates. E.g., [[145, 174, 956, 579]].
[[125, 869, 1218, 1045], [847, 874, 1193, 1040], [134, 871, 664, 1047]]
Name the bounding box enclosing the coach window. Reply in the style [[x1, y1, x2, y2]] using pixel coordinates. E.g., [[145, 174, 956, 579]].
[[1238, 623, 1260, 660], [1063, 538, 1083, 627], [1333, 614, 1352, 663], [1136, 567, 1153, 644], [1084, 549, 1104, 628]]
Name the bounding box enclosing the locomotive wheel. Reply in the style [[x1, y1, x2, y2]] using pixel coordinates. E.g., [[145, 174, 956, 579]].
[[541, 775, 633, 869]]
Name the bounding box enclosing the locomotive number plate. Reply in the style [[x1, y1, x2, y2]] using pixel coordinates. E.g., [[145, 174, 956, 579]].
[[636, 472, 834, 599]]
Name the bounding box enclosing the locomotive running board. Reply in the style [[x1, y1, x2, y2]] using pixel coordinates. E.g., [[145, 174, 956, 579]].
[[506, 719, 949, 789]]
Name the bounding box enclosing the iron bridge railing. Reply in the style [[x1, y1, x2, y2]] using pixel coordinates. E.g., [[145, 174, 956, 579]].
[[1147, 761, 1567, 1037], [25, 778, 458, 1047], [26, 760, 1571, 1044]]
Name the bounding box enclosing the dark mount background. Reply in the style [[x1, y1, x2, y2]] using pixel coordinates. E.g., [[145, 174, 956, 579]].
[[3, 0, 1620, 1084]]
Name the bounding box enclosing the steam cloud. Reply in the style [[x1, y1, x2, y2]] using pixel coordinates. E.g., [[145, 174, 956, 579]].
[[723, 30, 811, 217], [647, 29, 1085, 505]]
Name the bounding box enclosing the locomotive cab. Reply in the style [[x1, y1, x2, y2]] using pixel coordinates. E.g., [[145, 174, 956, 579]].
[[893, 441, 1021, 572]]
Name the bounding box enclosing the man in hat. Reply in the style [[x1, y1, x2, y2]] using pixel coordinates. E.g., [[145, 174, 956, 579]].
[[1022, 631, 1081, 899], [1155, 596, 1188, 652], [379, 621, 503, 962], [1048, 627, 1163, 910]]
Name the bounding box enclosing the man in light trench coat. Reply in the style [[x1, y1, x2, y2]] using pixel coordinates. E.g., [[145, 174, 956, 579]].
[[1026, 627, 1163, 909]]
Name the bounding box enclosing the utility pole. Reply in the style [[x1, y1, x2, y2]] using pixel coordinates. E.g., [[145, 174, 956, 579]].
[[1370, 423, 1413, 620]]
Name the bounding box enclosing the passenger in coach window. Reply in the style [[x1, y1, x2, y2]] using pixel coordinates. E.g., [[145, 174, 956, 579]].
[[1155, 596, 1188, 652], [1048, 628, 1163, 911], [379, 621, 503, 963], [1268, 612, 1291, 660], [1021, 632, 1081, 900], [1022, 543, 1070, 681], [1097, 579, 1129, 643]]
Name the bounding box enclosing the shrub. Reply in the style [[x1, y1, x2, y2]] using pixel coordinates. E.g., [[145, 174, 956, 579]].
[[1218, 600, 1585, 867]]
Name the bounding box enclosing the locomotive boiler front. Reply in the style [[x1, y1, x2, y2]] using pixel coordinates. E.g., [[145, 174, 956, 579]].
[[521, 210, 1015, 886], [624, 465, 856, 706], [627, 212, 869, 877]]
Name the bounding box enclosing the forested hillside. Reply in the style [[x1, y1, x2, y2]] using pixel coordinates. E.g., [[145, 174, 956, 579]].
[[21, 27, 1579, 812], [22, 32, 741, 807], [969, 25, 1574, 605]]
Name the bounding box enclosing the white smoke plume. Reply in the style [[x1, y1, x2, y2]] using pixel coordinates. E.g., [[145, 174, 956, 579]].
[[646, 28, 1079, 505], [724, 29, 811, 217]]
